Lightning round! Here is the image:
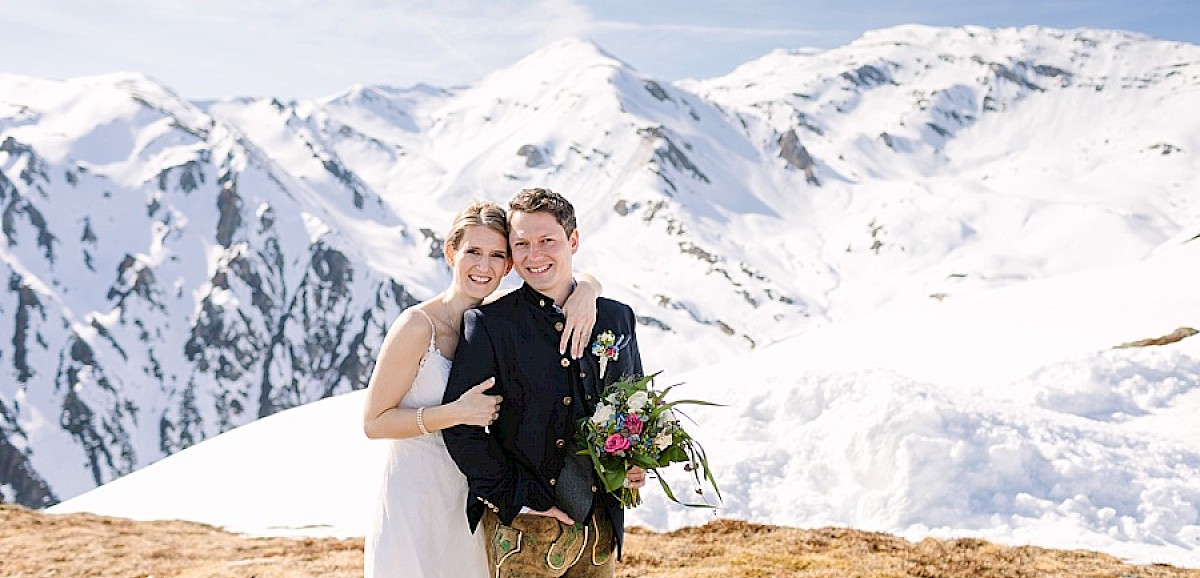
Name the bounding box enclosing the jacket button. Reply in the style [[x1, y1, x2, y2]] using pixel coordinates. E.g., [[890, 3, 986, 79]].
[[562, 396, 572, 406], [579, 371, 586, 378], [591, 485, 597, 493], [555, 439, 566, 449], [555, 321, 565, 331], [539, 299, 546, 307], [560, 358, 570, 367], [549, 478, 557, 486]]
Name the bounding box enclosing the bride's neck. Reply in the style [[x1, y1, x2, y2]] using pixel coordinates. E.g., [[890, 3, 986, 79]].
[[437, 291, 480, 323]]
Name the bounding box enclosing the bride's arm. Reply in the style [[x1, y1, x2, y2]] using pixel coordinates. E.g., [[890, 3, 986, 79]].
[[560, 273, 603, 359], [363, 309, 499, 438]]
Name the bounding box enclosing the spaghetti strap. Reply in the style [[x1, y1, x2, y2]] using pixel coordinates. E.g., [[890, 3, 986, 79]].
[[414, 309, 437, 353], [366, 307, 484, 577]]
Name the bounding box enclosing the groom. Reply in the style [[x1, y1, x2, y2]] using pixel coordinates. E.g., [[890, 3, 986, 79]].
[[443, 188, 645, 577]]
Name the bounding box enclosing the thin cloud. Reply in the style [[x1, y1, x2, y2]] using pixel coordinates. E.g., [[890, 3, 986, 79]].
[[2, 0, 1195, 98], [0, 0, 597, 97]]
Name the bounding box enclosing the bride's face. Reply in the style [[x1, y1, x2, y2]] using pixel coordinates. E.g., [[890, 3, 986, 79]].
[[448, 225, 511, 300]]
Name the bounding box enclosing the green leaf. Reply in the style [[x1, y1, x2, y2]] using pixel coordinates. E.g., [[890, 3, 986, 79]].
[[693, 444, 722, 502], [654, 470, 680, 503], [632, 454, 659, 470], [601, 466, 627, 493], [653, 472, 717, 510], [661, 446, 688, 463], [660, 399, 723, 411]]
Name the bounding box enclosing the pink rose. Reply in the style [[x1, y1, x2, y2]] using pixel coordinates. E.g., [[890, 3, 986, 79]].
[[604, 434, 631, 454], [625, 414, 644, 435]]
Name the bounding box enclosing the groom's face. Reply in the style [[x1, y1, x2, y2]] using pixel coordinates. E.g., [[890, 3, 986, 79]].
[[508, 210, 579, 303]]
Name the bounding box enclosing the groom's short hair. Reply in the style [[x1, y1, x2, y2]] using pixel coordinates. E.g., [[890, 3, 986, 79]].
[[509, 188, 577, 237]]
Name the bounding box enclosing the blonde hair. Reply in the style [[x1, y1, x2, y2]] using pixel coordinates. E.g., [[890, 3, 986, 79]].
[[446, 200, 508, 250]]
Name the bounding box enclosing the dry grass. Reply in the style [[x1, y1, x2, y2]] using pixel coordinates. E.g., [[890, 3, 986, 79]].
[[2, 505, 1196, 578], [617, 521, 1198, 578], [1114, 326, 1198, 348], [0, 504, 361, 578]]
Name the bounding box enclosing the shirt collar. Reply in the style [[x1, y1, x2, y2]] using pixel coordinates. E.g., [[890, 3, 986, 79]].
[[518, 280, 578, 315], [519, 283, 562, 315]]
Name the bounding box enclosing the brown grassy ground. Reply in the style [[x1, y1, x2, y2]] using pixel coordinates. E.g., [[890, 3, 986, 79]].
[[1, 504, 1196, 578]]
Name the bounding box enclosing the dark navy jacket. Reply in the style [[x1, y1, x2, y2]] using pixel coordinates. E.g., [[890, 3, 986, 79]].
[[442, 283, 642, 553]]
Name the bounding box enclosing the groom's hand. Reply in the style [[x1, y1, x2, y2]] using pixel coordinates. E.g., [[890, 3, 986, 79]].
[[624, 466, 647, 489], [527, 507, 575, 526]]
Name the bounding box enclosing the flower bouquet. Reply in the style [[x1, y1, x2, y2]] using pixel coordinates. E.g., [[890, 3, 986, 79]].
[[576, 371, 721, 509]]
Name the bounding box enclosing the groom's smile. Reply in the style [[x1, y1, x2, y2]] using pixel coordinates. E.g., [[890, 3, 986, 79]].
[[509, 210, 579, 305]]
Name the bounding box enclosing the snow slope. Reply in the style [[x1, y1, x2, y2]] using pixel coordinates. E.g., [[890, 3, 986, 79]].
[[53, 238, 1200, 568]]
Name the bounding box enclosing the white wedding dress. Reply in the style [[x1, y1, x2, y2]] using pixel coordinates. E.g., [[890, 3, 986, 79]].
[[365, 311, 489, 578]]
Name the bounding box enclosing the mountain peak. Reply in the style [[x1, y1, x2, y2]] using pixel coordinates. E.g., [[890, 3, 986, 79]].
[[483, 36, 628, 85], [6, 30, 1200, 573], [525, 36, 621, 63], [66, 70, 188, 103], [457, 36, 635, 107]]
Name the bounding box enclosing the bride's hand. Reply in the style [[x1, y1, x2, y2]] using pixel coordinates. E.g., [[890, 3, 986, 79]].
[[561, 277, 599, 359], [453, 378, 502, 428]]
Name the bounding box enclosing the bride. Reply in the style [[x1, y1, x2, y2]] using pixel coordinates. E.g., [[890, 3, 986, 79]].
[[361, 200, 602, 577]]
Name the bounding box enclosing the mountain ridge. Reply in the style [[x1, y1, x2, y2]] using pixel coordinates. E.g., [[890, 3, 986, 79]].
[[47, 237, 1200, 567], [2, 25, 1198, 517]]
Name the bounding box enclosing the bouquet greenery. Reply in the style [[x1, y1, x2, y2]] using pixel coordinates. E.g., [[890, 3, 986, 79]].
[[576, 371, 721, 509]]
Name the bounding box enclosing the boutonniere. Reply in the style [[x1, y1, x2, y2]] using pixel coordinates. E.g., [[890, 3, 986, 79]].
[[591, 330, 629, 379]]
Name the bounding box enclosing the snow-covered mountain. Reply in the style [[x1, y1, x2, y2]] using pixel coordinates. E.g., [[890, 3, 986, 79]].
[[50, 238, 1200, 567], [0, 73, 422, 504], [4, 24, 1200, 517]]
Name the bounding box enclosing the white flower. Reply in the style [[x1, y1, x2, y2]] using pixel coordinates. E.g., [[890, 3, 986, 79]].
[[654, 430, 673, 450], [627, 391, 649, 411], [591, 403, 615, 425], [656, 410, 675, 428]]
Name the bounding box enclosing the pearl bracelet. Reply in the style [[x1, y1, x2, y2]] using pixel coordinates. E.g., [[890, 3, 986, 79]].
[[416, 407, 430, 435]]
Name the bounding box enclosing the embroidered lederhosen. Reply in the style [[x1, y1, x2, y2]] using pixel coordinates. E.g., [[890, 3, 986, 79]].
[[483, 511, 615, 578]]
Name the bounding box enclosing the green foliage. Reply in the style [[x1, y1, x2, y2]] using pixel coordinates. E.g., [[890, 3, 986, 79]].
[[576, 371, 722, 509]]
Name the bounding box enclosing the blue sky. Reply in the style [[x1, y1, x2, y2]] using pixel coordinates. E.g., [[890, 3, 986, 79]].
[[2, 0, 1197, 100]]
